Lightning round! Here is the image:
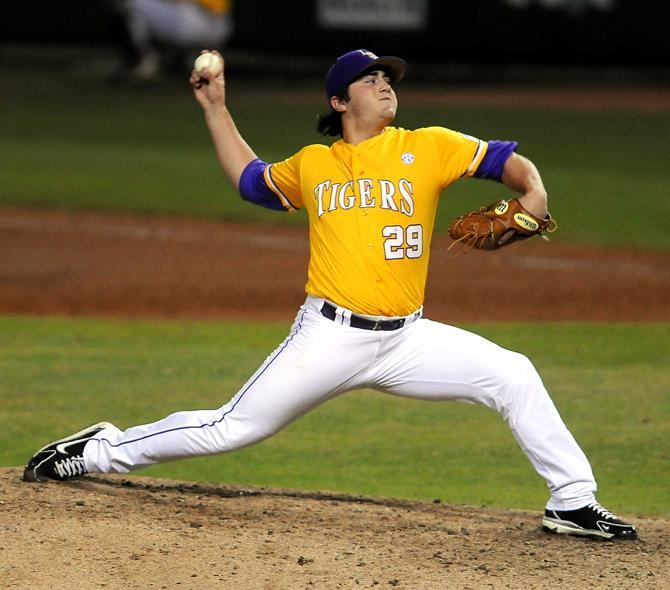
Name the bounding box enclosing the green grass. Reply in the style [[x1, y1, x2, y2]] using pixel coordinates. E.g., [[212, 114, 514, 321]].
[[1, 316, 667, 516], [1, 65, 669, 248], [1, 62, 667, 516]]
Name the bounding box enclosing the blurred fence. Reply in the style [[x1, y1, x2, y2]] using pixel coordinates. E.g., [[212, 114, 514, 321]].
[[1, 0, 668, 68]]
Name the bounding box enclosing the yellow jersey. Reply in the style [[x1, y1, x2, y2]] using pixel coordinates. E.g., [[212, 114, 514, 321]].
[[264, 126, 487, 316]]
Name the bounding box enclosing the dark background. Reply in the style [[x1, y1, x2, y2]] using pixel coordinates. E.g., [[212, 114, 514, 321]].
[[1, 0, 668, 69]]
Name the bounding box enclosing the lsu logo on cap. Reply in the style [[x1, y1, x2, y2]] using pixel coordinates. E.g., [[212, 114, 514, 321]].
[[514, 213, 540, 231]]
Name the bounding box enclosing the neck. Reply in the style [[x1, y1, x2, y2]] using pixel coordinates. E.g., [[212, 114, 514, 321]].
[[342, 119, 389, 145]]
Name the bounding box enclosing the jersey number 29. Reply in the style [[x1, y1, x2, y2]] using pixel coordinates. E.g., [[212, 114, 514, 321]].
[[382, 224, 423, 260]]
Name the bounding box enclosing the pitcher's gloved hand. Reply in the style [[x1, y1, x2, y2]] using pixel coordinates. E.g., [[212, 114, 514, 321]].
[[448, 198, 556, 253]]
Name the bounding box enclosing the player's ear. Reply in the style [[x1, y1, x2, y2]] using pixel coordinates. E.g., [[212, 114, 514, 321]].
[[330, 96, 347, 113]]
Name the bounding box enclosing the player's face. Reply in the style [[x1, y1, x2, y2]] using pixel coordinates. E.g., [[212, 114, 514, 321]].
[[344, 70, 397, 124]]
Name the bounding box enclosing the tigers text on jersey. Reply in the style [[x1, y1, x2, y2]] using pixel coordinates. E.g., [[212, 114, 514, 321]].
[[264, 126, 487, 316]]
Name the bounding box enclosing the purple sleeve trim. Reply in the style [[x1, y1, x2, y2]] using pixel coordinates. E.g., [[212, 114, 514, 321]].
[[474, 140, 518, 181], [239, 158, 287, 211]]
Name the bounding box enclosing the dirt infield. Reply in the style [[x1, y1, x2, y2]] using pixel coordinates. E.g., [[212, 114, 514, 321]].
[[1, 207, 669, 321], [1, 207, 669, 589], [1, 469, 668, 590]]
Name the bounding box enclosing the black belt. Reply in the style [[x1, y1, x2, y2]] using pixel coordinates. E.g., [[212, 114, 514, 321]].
[[321, 301, 409, 331]]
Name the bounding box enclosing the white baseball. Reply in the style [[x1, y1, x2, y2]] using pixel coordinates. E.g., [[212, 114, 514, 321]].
[[194, 52, 223, 76]]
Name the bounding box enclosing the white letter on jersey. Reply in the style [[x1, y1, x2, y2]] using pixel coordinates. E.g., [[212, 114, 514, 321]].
[[328, 183, 341, 213], [358, 178, 375, 208], [379, 180, 399, 212], [338, 181, 355, 210], [315, 180, 331, 217], [399, 179, 415, 216]]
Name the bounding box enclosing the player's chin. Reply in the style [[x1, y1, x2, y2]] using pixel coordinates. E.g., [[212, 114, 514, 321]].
[[382, 110, 397, 125], [380, 104, 397, 121]]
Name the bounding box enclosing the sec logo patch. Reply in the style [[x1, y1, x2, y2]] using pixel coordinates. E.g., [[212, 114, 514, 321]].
[[401, 153, 415, 165]]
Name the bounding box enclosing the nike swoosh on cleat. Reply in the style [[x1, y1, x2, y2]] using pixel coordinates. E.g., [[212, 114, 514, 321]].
[[55, 440, 85, 455]]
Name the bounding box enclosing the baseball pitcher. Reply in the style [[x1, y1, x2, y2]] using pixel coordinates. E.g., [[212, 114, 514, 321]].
[[23, 49, 637, 541]]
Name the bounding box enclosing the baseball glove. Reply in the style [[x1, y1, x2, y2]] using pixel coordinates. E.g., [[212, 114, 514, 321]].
[[448, 198, 556, 253]]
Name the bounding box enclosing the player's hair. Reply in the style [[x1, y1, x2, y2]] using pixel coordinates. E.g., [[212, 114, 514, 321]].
[[316, 87, 350, 137]]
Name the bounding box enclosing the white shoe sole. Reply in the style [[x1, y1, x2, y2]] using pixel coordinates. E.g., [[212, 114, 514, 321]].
[[542, 516, 613, 539], [31, 422, 115, 455]]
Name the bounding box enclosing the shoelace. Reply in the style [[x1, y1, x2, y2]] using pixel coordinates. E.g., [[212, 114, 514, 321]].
[[587, 501, 618, 520], [54, 455, 87, 478]]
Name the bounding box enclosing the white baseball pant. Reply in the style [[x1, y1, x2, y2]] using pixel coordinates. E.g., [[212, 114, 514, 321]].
[[84, 295, 597, 511]]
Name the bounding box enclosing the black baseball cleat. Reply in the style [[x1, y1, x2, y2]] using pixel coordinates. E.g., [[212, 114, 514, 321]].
[[22, 422, 113, 483], [542, 502, 638, 540]]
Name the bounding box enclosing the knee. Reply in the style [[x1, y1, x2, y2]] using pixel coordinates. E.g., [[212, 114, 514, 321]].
[[205, 409, 278, 453], [496, 351, 545, 403], [507, 351, 541, 383]]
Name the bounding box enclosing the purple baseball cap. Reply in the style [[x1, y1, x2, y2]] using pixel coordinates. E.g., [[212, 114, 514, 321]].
[[325, 49, 406, 99]]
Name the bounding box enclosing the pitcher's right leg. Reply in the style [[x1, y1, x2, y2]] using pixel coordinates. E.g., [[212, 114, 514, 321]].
[[82, 303, 375, 474]]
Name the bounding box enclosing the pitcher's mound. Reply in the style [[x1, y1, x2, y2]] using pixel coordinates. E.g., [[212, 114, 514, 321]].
[[1, 468, 667, 589]]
